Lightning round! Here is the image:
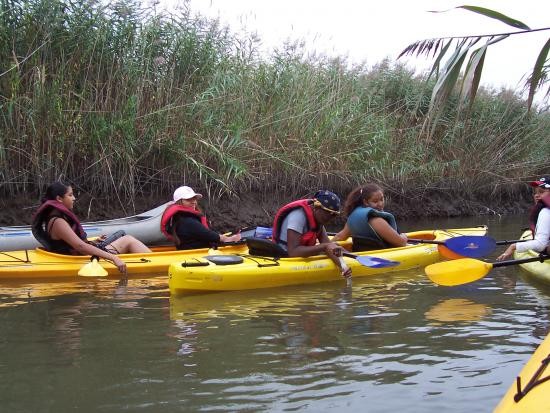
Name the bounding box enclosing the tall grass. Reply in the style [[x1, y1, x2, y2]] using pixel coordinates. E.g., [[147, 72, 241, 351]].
[[0, 0, 548, 215]]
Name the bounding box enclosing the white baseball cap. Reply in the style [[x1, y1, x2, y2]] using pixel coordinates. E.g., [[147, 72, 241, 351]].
[[173, 186, 203, 202]]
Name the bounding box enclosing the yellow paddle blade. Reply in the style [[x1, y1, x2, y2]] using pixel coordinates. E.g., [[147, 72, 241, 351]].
[[78, 258, 108, 277], [425, 258, 494, 286]]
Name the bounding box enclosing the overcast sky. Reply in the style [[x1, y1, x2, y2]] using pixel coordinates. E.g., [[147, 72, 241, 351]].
[[163, 0, 549, 99]]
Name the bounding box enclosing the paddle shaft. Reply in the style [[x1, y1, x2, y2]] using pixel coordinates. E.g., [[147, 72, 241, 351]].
[[328, 233, 447, 246], [411, 237, 527, 247], [408, 238, 444, 245], [495, 239, 527, 246], [492, 254, 550, 268], [343, 252, 362, 259]]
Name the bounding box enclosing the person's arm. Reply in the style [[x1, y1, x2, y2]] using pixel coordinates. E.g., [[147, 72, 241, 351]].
[[178, 217, 221, 243], [499, 209, 550, 260], [50, 218, 126, 273], [286, 229, 351, 278], [220, 232, 241, 243], [331, 223, 351, 241], [318, 227, 351, 277], [286, 229, 328, 257], [176, 217, 241, 244], [517, 209, 550, 253], [318, 227, 331, 244], [369, 217, 408, 247]]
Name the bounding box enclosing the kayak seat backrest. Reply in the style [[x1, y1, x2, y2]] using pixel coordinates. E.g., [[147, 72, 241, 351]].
[[31, 223, 55, 251], [246, 237, 288, 258], [351, 235, 388, 252]]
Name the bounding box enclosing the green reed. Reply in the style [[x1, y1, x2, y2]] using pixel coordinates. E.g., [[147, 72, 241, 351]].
[[0, 0, 548, 214]]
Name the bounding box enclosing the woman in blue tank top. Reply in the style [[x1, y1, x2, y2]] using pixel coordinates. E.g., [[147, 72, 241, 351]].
[[332, 184, 408, 251]]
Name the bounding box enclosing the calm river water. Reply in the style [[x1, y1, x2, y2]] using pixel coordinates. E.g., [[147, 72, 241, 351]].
[[0, 216, 549, 412]]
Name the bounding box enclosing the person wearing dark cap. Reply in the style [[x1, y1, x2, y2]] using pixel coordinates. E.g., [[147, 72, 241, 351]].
[[161, 186, 241, 250], [332, 184, 407, 251], [497, 176, 550, 260], [272, 190, 352, 278]]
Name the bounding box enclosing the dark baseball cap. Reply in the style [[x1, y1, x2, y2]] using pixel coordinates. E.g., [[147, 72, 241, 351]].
[[529, 176, 550, 189], [313, 190, 341, 215]]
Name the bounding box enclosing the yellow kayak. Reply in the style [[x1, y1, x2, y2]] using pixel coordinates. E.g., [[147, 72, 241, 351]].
[[169, 227, 487, 294], [514, 230, 550, 286], [494, 333, 550, 412], [0, 243, 248, 280]]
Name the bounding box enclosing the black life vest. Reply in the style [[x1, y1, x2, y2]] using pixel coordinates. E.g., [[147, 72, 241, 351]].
[[31, 200, 88, 254]]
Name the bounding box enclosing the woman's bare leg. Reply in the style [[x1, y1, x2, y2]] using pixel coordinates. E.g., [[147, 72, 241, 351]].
[[108, 235, 151, 254]]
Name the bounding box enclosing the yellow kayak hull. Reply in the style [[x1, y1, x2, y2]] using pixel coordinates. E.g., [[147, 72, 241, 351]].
[[169, 227, 487, 294], [514, 230, 550, 286], [0, 244, 248, 280], [494, 333, 550, 412]]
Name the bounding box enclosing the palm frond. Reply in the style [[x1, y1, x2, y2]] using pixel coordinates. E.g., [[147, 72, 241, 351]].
[[398, 5, 549, 117], [527, 38, 550, 111], [457, 6, 530, 30]]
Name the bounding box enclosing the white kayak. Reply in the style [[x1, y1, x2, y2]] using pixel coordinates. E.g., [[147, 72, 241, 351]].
[[0, 202, 171, 251]]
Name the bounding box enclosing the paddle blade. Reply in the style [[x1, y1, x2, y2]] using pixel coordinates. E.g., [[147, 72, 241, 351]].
[[425, 258, 493, 286], [354, 256, 400, 268], [445, 236, 497, 258], [438, 245, 466, 260], [78, 258, 108, 277]]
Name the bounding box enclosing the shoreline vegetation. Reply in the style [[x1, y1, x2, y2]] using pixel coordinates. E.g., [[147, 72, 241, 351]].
[[1, 0, 548, 229]]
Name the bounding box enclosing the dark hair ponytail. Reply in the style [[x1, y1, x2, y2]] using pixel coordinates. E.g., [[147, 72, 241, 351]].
[[42, 181, 70, 203], [343, 183, 383, 216]]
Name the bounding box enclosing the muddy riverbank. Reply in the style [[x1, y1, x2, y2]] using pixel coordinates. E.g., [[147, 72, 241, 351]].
[[0, 189, 532, 232]]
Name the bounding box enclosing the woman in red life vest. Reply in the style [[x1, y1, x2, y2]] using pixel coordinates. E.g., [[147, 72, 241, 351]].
[[497, 176, 550, 260], [272, 190, 351, 278], [32, 181, 151, 274], [161, 186, 241, 250]]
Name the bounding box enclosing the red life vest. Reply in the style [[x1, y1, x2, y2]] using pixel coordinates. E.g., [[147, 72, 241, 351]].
[[272, 199, 320, 246], [160, 204, 209, 241], [528, 194, 550, 234], [31, 200, 88, 253]]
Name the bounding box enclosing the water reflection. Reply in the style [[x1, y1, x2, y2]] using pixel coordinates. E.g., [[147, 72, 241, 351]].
[[165, 265, 550, 412], [1, 216, 550, 412], [425, 298, 491, 323], [0, 277, 169, 363]]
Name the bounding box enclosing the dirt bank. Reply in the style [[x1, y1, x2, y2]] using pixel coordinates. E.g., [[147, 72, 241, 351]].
[[0, 190, 532, 231]]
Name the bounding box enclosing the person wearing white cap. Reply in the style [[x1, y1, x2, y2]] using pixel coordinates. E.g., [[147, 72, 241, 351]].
[[160, 186, 241, 250], [497, 176, 550, 260]]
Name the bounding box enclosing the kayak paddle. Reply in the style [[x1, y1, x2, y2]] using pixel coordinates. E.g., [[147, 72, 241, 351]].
[[78, 256, 108, 277], [495, 238, 529, 246], [330, 232, 497, 259], [425, 254, 550, 286], [409, 235, 497, 258], [343, 252, 399, 268]]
